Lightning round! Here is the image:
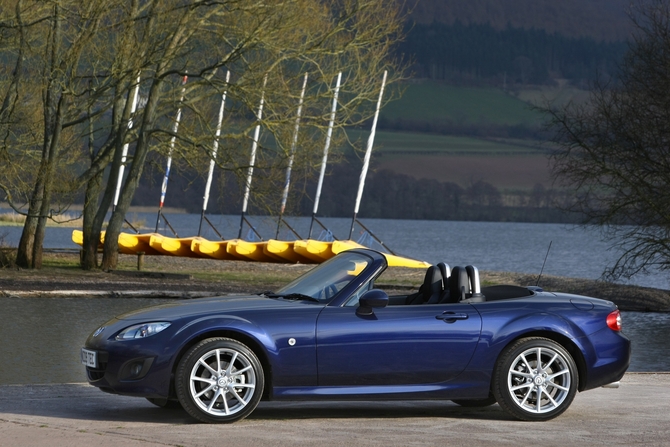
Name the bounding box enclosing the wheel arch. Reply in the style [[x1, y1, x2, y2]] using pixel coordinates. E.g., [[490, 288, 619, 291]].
[[170, 329, 274, 400], [495, 330, 588, 392]]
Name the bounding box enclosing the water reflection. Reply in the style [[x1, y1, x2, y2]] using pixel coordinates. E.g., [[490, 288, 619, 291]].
[[0, 297, 170, 385], [621, 311, 670, 372], [0, 297, 665, 385]]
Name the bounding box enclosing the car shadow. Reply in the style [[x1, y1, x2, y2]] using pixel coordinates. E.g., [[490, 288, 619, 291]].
[[0, 384, 511, 424], [251, 400, 510, 421]]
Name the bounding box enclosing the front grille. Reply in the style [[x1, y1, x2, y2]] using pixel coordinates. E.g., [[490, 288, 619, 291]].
[[86, 351, 108, 381]]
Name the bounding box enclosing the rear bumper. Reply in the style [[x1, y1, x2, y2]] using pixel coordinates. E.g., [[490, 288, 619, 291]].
[[581, 328, 631, 391]]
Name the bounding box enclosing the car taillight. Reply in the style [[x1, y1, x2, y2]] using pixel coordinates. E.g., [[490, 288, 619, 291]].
[[606, 309, 622, 331]]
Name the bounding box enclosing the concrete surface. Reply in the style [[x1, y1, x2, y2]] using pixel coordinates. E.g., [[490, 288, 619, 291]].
[[0, 373, 668, 447]]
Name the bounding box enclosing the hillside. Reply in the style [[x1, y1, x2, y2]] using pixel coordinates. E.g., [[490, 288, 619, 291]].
[[408, 0, 632, 42]]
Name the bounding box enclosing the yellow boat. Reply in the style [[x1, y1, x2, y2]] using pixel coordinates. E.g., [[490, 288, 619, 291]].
[[190, 238, 237, 260], [383, 252, 431, 268], [293, 239, 335, 262], [155, 235, 205, 258], [118, 232, 162, 255], [265, 239, 316, 264], [71, 231, 431, 268], [148, 234, 174, 256], [71, 229, 105, 249], [226, 239, 285, 262], [73, 230, 162, 256], [331, 240, 431, 268]]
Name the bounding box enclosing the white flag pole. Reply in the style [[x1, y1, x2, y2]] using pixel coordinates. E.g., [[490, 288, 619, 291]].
[[113, 73, 141, 211], [308, 71, 342, 238], [238, 74, 268, 239], [198, 70, 230, 237], [155, 74, 188, 233], [349, 70, 387, 239], [276, 72, 308, 239]]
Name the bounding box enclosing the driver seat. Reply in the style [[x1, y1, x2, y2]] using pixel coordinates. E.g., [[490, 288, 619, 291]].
[[406, 265, 442, 305]]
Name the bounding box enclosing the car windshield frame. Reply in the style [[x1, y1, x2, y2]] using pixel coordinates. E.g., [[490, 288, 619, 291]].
[[275, 251, 379, 304]]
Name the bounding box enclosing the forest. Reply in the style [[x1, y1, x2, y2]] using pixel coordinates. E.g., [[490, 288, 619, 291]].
[[398, 21, 627, 86], [134, 152, 577, 225]]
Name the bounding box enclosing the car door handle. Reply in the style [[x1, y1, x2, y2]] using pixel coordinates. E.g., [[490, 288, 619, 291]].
[[435, 312, 469, 323]]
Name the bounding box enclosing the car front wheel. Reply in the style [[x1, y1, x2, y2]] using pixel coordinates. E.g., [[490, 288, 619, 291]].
[[176, 337, 264, 423], [492, 337, 578, 421]]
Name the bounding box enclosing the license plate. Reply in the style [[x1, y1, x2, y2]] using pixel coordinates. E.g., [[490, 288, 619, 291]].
[[81, 348, 97, 368]]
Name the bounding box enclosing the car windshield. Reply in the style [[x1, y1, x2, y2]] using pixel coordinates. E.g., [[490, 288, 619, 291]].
[[275, 251, 372, 303]]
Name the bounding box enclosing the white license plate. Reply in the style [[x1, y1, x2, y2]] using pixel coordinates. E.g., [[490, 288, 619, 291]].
[[81, 348, 97, 368]]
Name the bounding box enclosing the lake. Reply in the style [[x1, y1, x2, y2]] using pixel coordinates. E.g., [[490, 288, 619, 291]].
[[1, 214, 668, 289]]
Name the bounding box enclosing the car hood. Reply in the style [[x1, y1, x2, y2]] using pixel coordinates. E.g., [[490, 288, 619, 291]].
[[115, 294, 319, 321]]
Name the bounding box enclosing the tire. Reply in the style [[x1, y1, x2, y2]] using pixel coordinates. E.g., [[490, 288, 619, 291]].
[[492, 337, 578, 421], [146, 397, 182, 409], [452, 395, 497, 408], [176, 337, 264, 423]]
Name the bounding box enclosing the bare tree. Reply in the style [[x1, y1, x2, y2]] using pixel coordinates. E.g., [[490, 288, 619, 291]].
[[0, 1, 107, 268], [545, 0, 670, 280], [93, 0, 406, 270], [1, 0, 406, 270]]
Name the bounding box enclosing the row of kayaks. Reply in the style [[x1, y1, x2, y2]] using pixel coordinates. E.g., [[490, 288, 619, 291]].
[[71, 230, 431, 268]]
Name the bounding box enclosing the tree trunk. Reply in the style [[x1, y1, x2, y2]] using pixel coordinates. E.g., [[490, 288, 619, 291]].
[[32, 92, 66, 269], [101, 76, 164, 271], [81, 172, 103, 270], [15, 168, 46, 268], [16, 2, 63, 270], [15, 205, 39, 268], [81, 84, 104, 270]]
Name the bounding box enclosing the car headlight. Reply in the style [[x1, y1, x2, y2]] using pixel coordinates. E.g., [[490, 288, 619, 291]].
[[116, 322, 171, 340]]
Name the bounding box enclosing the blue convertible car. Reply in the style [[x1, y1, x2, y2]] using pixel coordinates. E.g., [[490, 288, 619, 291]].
[[82, 248, 630, 423]]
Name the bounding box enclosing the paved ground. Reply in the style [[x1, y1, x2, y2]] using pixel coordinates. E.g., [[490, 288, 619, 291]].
[[0, 373, 668, 447]]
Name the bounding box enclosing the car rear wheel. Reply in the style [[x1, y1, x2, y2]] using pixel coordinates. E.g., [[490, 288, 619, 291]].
[[176, 337, 264, 423], [492, 337, 578, 421]]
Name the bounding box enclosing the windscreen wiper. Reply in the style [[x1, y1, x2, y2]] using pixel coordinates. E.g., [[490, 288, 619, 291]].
[[262, 292, 320, 302]]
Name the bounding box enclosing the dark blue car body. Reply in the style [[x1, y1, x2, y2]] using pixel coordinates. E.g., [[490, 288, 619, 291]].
[[83, 249, 630, 422]]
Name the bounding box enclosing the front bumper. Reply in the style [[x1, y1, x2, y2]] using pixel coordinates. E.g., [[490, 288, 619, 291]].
[[83, 343, 173, 398], [83, 320, 176, 398]]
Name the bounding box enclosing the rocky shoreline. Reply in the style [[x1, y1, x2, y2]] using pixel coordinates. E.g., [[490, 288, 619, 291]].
[[1, 252, 669, 312]]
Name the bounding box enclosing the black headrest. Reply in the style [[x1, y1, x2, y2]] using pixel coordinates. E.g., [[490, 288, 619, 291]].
[[436, 262, 450, 283], [423, 265, 443, 304], [448, 266, 470, 302]]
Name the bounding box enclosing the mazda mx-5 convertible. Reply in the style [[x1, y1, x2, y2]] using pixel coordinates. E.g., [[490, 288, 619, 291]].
[[82, 248, 630, 423]]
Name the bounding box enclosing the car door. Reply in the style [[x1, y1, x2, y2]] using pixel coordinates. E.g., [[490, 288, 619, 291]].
[[315, 303, 482, 386]]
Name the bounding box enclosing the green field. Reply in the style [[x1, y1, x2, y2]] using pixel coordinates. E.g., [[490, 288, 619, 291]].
[[348, 130, 542, 155], [382, 81, 543, 127], [338, 80, 566, 190], [342, 128, 551, 190]]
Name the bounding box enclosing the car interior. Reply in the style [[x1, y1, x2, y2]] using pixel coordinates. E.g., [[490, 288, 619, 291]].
[[383, 263, 535, 306]]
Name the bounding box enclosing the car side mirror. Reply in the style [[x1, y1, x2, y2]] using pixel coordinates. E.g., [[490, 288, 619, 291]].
[[356, 289, 389, 316]]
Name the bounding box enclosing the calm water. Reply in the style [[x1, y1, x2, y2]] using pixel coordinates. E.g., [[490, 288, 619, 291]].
[[1, 214, 668, 289], [0, 296, 664, 385]]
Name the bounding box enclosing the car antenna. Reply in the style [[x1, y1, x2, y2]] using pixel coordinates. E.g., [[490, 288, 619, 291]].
[[536, 240, 553, 287]]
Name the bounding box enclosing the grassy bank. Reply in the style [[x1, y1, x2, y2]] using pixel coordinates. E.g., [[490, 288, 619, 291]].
[[382, 82, 542, 127], [0, 251, 668, 312], [0, 211, 83, 227]]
